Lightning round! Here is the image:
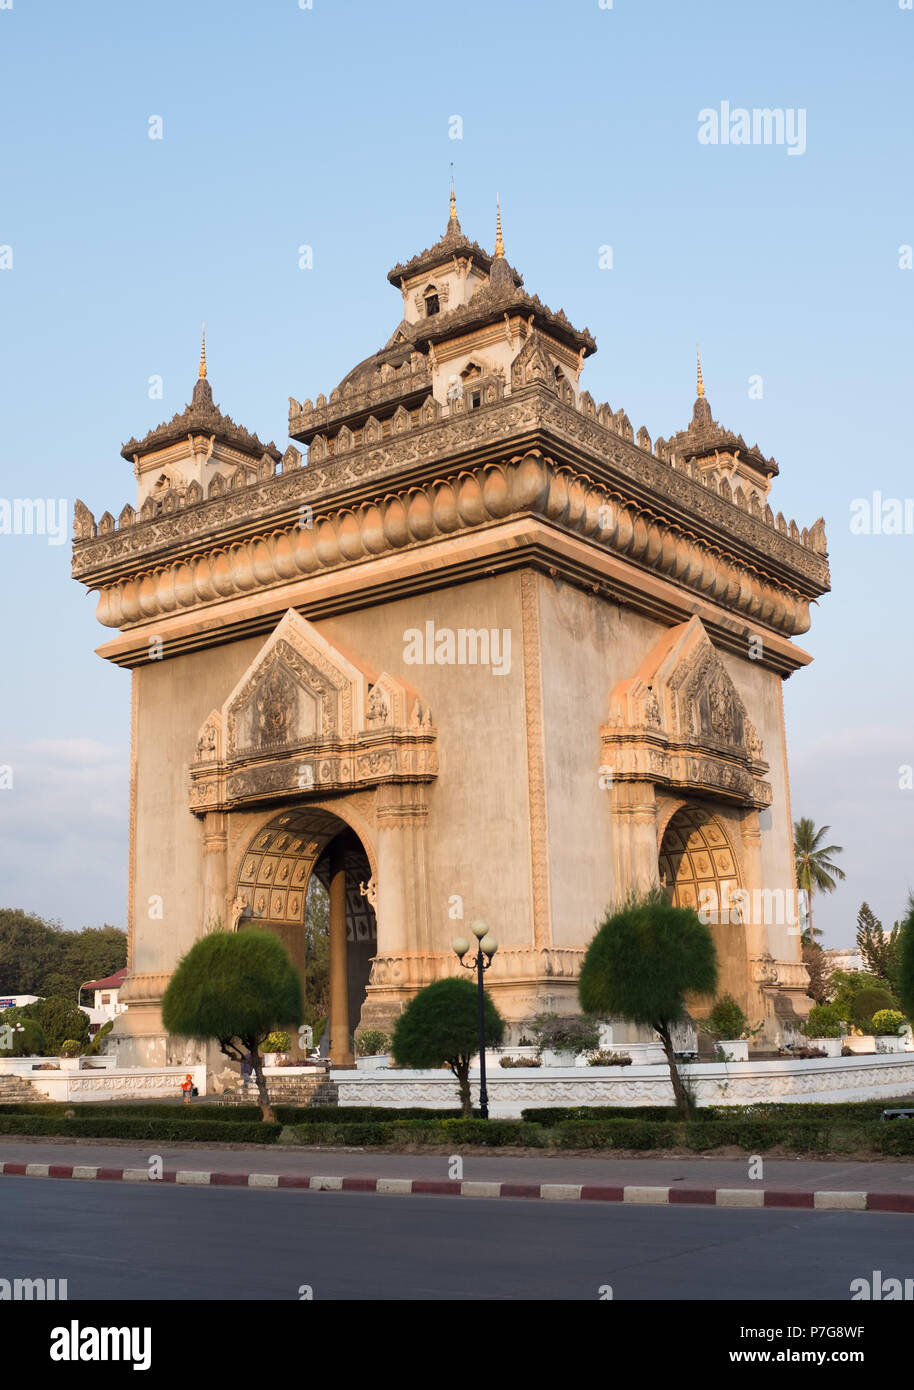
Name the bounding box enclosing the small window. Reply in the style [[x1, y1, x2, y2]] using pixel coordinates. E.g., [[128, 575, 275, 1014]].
[[471, 391, 481, 409], [425, 292, 440, 317]]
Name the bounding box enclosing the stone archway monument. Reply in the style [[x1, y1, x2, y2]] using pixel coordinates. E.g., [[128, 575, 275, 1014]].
[[73, 201, 828, 1064]]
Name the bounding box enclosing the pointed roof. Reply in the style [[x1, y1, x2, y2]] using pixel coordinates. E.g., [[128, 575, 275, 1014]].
[[411, 263, 596, 358], [666, 360, 777, 478], [387, 197, 521, 289], [121, 371, 281, 463]]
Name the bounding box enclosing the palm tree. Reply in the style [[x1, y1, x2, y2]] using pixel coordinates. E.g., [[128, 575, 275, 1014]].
[[794, 817, 846, 943]]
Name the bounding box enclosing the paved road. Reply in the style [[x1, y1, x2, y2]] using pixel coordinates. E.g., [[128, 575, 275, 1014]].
[[1, 1136, 913, 1191], [2, 1177, 911, 1300]]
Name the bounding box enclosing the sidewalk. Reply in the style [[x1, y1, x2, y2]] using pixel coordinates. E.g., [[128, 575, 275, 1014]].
[[1, 1137, 913, 1210]]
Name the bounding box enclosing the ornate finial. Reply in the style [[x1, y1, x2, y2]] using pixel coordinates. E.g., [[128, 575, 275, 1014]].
[[696, 346, 704, 398], [449, 164, 457, 224], [494, 195, 505, 259], [199, 323, 207, 380]]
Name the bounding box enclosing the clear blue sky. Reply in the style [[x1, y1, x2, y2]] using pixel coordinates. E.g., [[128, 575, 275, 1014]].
[[0, 0, 911, 946]]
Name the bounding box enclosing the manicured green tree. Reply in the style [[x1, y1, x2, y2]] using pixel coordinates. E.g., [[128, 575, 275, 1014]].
[[161, 929, 303, 1121], [578, 889, 718, 1118], [25, 997, 90, 1054], [849, 986, 898, 1032], [897, 896, 914, 1023], [391, 977, 505, 1117], [0, 1016, 46, 1057], [830, 969, 891, 1018]]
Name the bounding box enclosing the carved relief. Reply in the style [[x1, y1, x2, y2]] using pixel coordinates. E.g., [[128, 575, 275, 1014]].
[[602, 615, 770, 808], [189, 609, 437, 814]]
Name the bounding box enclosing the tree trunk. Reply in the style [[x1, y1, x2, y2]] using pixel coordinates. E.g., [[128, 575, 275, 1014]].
[[453, 1060, 472, 1118], [250, 1048, 275, 1123], [657, 1022, 691, 1120]]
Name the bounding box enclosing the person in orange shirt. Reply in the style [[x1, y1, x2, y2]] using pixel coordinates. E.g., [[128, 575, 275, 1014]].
[[181, 1073, 194, 1105]]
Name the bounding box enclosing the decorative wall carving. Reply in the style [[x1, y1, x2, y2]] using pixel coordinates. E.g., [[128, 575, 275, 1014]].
[[332, 1055, 914, 1112], [602, 615, 771, 808], [188, 608, 437, 814]]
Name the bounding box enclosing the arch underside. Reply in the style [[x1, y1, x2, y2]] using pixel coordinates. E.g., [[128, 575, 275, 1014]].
[[235, 806, 376, 1036], [659, 804, 749, 1015]]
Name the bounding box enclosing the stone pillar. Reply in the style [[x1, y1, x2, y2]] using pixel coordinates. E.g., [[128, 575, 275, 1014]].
[[358, 785, 433, 1035], [611, 780, 659, 893], [201, 812, 227, 934], [328, 837, 352, 1064]]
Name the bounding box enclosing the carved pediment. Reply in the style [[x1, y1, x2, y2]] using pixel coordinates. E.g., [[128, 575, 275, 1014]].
[[510, 329, 557, 393], [189, 609, 437, 814], [602, 616, 770, 807]]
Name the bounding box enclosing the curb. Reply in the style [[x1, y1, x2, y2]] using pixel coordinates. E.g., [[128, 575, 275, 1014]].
[[0, 1162, 910, 1211]]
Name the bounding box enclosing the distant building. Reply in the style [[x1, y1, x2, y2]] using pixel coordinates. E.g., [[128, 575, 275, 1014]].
[[824, 948, 863, 974], [0, 995, 41, 1010], [82, 969, 128, 1021], [81, 969, 129, 1034]]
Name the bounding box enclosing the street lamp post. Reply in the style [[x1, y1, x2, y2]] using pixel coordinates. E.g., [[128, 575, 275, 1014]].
[[452, 920, 498, 1120]]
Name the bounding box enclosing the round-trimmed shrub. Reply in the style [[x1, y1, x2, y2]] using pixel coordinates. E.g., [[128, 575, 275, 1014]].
[[356, 1030, 391, 1057], [801, 1003, 844, 1038], [871, 1009, 906, 1037], [1, 1017, 47, 1057], [703, 994, 749, 1041]]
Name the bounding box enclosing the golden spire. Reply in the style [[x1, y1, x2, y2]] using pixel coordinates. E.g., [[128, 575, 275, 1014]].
[[449, 165, 457, 225], [494, 195, 504, 259], [696, 346, 705, 398], [199, 322, 207, 380]]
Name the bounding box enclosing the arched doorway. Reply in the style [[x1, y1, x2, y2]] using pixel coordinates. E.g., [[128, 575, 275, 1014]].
[[233, 807, 376, 1064], [658, 805, 747, 1015]]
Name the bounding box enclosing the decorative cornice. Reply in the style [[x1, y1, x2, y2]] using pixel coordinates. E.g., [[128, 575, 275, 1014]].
[[77, 442, 824, 654], [74, 387, 829, 608]]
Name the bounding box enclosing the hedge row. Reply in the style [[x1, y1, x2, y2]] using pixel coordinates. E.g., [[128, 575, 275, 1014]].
[[0, 1103, 266, 1121], [0, 1102, 470, 1124], [283, 1119, 541, 1147], [275, 1106, 469, 1125], [519, 1100, 914, 1125], [0, 1108, 911, 1151], [0, 1115, 279, 1143], [282, 1116, 914, 1154]]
